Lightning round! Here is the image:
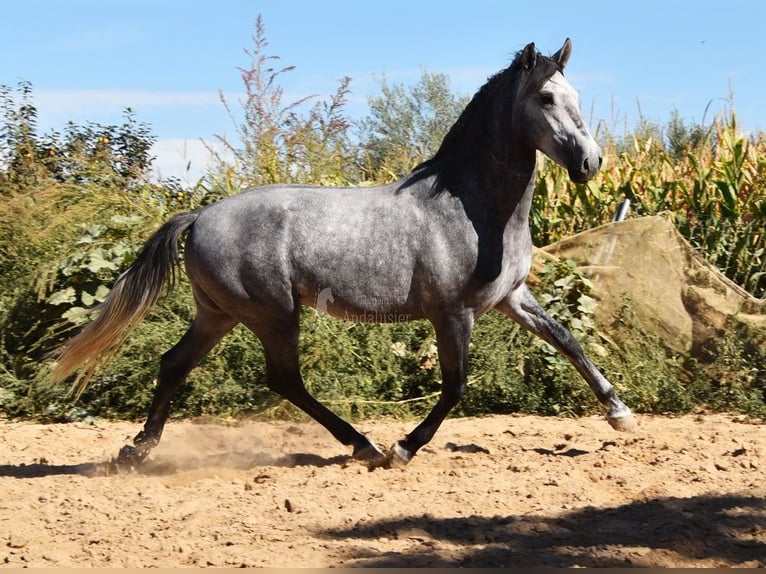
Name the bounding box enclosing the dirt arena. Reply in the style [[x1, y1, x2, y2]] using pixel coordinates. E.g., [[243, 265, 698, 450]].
[[0, 412, 764, 567]]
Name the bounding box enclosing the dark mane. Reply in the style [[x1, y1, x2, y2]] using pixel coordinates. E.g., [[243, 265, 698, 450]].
[[402, 46, 562, 195]]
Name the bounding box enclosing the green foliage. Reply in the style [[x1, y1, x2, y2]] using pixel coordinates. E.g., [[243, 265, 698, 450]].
[[359, 71, 470, 180], [666, 109, 707, 160], [596, 300, 695, 415], [46, 216, 144, 326], [681, 319, 766, 417], [0, 83, 155, 190], [0, 80, 182, 419], [459, 260, 602, 418], [296, 313, 441, 420]]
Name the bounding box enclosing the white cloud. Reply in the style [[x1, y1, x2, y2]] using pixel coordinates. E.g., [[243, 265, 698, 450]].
[[150, 138, 228, 183], [33, 89, 220, 118]]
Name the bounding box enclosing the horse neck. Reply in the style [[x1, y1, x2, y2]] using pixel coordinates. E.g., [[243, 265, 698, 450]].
[[441, 133, 538, 228], [491, 141, 537, 221]]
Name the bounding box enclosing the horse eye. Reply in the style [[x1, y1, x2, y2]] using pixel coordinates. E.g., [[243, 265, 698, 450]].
[[540, 93, 555, 108]]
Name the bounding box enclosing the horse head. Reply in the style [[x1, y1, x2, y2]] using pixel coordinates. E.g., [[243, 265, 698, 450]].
[[515, 38, 602, 183]]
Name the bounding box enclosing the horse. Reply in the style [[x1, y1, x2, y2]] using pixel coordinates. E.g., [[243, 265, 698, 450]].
[[52, 39, 637, 470]]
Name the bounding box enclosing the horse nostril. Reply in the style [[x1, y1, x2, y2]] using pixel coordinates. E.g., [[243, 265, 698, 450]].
[[583, 155, 602, 175]]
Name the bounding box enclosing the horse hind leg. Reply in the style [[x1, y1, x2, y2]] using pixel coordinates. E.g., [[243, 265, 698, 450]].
[[380, 312, 474, 469], [243, 314, 387, 466], [498, 284, 637, 431], [118, 308, 237, 466]]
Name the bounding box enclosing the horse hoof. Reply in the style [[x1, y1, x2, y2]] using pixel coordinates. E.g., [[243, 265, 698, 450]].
[[115, 444, 148, 470], [608, 412, 638, 432], [387, 442, 413, 468], [365, 442, 413, 471], [118, 444, 138, 461], [353, 442, 387, 465]]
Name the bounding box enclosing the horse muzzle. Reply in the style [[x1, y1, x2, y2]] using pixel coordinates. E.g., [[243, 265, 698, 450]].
[[568, 144, 602, 184]]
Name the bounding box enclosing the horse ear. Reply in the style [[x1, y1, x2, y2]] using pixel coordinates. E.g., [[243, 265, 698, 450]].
[[552, 38, 572, 69], [520, 42, 537, 70]]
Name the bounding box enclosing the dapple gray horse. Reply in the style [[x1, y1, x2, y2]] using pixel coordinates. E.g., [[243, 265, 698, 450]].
[[53, 39, 636, 469]]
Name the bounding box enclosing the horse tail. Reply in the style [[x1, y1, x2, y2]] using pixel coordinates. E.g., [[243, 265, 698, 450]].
[[51, 211, 200, 397]]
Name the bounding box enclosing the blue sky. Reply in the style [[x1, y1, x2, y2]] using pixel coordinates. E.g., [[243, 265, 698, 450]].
[[3, 0, 764, 182]]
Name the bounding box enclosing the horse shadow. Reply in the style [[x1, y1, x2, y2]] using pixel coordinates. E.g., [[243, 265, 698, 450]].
[[0, 450, 352, 478], [320, 494, 766, 567], [0, 461, 105, 478], [138, 450, 352, 476]]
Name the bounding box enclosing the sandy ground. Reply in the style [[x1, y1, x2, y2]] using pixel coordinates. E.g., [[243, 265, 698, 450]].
[[0, 412, 764, 568]]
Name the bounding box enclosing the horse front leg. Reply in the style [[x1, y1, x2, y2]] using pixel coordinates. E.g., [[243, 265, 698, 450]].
[[497, 283, 637, 431], [376, 312, 474, 469]]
